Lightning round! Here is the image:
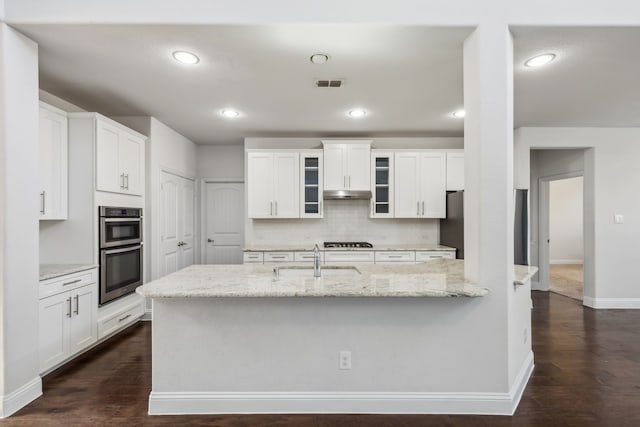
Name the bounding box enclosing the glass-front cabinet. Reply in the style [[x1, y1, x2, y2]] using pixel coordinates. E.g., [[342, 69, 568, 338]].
[[300, 151, 323, 218], [370, 151, 394, 218]]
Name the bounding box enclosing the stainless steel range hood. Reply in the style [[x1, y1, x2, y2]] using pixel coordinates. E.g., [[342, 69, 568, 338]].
[[323, 190, 372, 200]]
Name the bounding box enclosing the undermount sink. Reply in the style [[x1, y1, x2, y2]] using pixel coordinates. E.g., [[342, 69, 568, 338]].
[[273, 265, 361, 278]]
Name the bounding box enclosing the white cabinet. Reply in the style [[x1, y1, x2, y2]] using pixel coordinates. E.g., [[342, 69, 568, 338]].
[[374, 251, 416, 264], [394, 151, 446, 218], [243, 251, 264, 263], [96, 117, 145, 196], [322, 140, 372, 192], [264, 252, 295, 263], [324, 251, 375, 265], [39, 269, 98, 373], [300, 151, 324, 218], [38, 102, 68, 220], [247, 151, 300, 219], [415, 251, 456, 262], [446, 151, 464, 191], [370, 151, 394, 218]]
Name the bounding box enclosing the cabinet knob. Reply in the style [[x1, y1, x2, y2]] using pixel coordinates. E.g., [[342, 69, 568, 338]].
[[207, 238, 214, 243]]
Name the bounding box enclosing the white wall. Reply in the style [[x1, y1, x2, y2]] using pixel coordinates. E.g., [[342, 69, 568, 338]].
[[549, 177, 583, 264], [516, 128, 640, 307], [0, 23, 41, 417], [197, 145, 244, 180]]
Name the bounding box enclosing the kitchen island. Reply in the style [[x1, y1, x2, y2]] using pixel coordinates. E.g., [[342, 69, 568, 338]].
[[137, 259, 537, 415]]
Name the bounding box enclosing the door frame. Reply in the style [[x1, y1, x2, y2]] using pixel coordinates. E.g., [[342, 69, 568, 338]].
[[199, 178, 245, 264], [537, 171, 584, 293]]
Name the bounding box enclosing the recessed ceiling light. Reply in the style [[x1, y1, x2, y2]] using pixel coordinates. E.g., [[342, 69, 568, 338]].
[[172, 51, 200, 65], [348, 109, 367, 118], [524, 53, 556, 68], [452, 109, 465, 118], [221, 109, 240, 118], [310, 53, 329, 65]]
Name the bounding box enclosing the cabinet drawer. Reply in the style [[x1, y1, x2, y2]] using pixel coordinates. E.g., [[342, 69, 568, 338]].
[[294, 251, 325, 262], [264, 252, 294, 263], [97, 300, 144, 340], [324, 251, 374, 264], [39, 268, 97, 299], [243, 252, 264, 263], [375, 251, 416, 263], [415, 251, 455, 262]]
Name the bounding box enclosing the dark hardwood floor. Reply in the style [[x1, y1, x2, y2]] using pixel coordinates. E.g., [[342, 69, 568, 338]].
[[4, 291, 640, 426]]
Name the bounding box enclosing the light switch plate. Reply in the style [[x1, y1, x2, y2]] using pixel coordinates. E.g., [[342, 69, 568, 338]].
[[614, 214, 624, 224]]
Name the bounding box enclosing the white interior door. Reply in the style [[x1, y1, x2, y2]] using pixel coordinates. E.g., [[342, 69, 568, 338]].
[[205, 182, 244, 264], [179, 177, 195, 269], [161, 172, 180, 276]]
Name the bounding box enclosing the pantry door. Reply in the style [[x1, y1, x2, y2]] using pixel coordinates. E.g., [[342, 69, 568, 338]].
[[161, 171, 195, 276], [204, 182, 244, 264]]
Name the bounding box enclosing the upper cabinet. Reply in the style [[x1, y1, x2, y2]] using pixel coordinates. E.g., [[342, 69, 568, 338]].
[[394, 151, 446, 218], [39, 102, 68, 220], [300, 151, 324, 218], [446, 151, 464, 191], [247, 151, 300, 219], [370, 151, 394, 218], [96, 118, 144, 196], [322, 140, 371, 192]]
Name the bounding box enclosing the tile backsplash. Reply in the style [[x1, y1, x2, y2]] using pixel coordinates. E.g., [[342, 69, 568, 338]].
[[246, 200, 439, 247]]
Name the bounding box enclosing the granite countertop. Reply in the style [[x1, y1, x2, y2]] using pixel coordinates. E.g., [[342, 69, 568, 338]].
[[244, 244, 456, 252], [137, 259, 491, 299], [514, 264, 538, 285], [40, 264, 99, 281]]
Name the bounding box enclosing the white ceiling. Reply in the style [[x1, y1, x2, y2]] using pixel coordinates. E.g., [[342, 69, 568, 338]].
[[14, 24, 640, 145]]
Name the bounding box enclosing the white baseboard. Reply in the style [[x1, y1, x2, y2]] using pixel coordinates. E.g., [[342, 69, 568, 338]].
[[583, 297, 640, 309], [149, 357, 535, 416], [549, 259, 583, 265], [1, 377, 42, 418]]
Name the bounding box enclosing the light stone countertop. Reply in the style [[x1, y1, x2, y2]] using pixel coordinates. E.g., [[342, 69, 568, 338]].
[[514, 264, 539, 285], [137, 259, 497, 299], [244, 244, 456, 252], [40, 264, 98, 281]]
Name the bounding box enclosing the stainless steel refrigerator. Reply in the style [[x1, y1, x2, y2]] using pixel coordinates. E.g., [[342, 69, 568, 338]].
[[439, 190, 529, 265]]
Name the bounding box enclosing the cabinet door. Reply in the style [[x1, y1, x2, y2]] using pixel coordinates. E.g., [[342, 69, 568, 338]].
[[371, 152, 393, 218], [247, 153, 275, 218], [323, 144, 346, 191], [273, 153, 300, 218], [39, 292, 71, 373], [96, 120, 122, 193], [119, 132, 144, 195], [301, 153, 323, 218], [394, 152, 420, 218], [446, 152, 464, 191], [69, 285, 98, 355], [38, 106, 68, 220], [420, 152, 447, 218], [346, 144, 371, 190]]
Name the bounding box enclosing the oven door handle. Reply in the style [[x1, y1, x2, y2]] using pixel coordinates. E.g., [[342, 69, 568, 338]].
[[102, 245, 143, 255], [102, 217, 141, 223]]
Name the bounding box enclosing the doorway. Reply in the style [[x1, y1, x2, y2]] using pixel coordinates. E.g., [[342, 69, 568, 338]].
[[202, 182, 244, 264], [539, 174, 584, 301]]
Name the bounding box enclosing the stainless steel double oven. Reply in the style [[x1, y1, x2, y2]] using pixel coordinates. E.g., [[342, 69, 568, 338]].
[[99, 206, 143, 305]]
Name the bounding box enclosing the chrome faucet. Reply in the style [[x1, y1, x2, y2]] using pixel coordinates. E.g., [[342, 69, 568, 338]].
[[313, 243, 322, 278]]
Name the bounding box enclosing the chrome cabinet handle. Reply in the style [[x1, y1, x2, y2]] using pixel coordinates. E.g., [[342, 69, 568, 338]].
[[66, 297, 72, 318], [63, 278, 82, 287], [126, 174, 130, 190], [417, 201, 420, 215], [40, 191, 45, 215], [207, 238, 214, 243], [388, 255, 403, 258], [118, 314, 131, 323], [74, 294, 79, 315], [422, 201, 425, 216], [275, 201, 278, 216], [270, 201, 273, 216]]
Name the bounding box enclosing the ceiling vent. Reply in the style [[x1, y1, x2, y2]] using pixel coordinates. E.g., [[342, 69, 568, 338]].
[[315, 79, 344, 88]]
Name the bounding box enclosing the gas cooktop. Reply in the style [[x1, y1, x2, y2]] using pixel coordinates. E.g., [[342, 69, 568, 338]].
[[323, 242, 373, 248]]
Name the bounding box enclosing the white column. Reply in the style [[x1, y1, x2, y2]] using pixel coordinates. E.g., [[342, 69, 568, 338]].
[[463, 24, 514, 288], [0, 23, 42, 417]]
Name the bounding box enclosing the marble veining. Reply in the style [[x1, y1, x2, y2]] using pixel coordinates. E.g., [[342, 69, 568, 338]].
[[137, 259, 494, 299], [40, 264, 98, 281]]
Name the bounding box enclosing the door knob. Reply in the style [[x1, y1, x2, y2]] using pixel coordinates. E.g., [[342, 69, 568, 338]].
[[207, 238, 214, 243]]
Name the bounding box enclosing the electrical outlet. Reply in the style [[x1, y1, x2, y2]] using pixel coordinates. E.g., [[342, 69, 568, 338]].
[[339, 351, 352, 370]]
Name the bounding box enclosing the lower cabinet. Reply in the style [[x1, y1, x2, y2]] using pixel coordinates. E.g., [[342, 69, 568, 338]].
[[39, 282, 97, 373]]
